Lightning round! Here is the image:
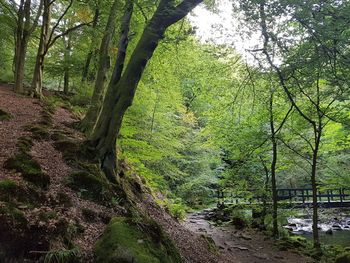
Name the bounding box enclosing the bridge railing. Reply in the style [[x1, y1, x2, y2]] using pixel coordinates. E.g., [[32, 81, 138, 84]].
[[215, 188, 350, 207]]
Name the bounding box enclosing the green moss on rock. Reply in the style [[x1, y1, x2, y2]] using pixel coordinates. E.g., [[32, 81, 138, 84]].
[[65, 171, 112, 202], [4, 153, 50, 189], [0, 109, 12, 121], [94, 217, 182, 263]]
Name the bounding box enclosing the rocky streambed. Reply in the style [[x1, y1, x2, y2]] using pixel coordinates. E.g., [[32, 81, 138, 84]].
[[284, 209, 350, 246]]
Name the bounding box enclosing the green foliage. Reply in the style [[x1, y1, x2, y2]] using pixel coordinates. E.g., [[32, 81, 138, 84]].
[[94, 217, 182, 263], [43, 248, 81, 263]]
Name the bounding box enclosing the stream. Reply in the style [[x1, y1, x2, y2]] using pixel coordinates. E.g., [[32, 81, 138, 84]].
[[284, 208, 350, 246]]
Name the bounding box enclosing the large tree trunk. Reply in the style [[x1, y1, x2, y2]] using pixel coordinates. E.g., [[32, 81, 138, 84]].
[[80, 0, 132, 133], [14, 0, 31, 93], [31, 0, 51, 98], [87, 0, 203, 183]]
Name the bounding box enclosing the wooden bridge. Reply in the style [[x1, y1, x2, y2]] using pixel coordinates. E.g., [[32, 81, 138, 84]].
[[216, 188, 350, 209]]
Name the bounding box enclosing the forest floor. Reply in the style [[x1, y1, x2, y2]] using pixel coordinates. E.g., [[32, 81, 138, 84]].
[[0, 84, 315, 262], [183, 210, 316, 263]]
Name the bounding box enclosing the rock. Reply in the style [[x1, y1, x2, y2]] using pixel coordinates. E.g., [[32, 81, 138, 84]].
[[325, 228, 333, 235], [240, 233, 252, 240], [332, 224, 342, 230], [254, 253, 269, 260], [230, 245, 249, 251]]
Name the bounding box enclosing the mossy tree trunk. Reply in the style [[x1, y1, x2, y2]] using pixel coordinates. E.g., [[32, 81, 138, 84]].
[[87, 0, 203, 183], [80, 0, 126, 133]]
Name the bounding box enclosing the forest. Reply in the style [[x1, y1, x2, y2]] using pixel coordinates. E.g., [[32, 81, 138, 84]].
[[0, 0, 350, 262]]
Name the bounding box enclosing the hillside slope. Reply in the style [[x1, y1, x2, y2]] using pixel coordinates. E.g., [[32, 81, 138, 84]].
[[0, 85, 224, 263]]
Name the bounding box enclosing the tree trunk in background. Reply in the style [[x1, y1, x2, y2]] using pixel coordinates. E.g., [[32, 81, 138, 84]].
[[14, 0, 31, 93], [80, 0, 129, 133], [311, 125, 322, 249], [31, 0, 51, 98], [269, 93, 279, 238], [81, 7, 100, 82], [87, 0, 203, 183], [63, 33, 72, 94]]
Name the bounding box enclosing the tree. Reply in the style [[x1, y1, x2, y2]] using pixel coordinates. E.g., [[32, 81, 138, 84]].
[[31, 0, 91, 97], [80, 0, 130, 133], [86, 0, 203, 183]]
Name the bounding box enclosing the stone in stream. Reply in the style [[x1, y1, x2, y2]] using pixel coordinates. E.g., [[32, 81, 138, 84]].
[[326, 229, 333, 235]]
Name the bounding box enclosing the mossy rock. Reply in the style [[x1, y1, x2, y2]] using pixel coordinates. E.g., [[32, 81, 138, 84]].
[[0, 179, 41, 204], [0, 109, 12, 121], [4, 153, 50, 189], [336, 253, 350, 263], [54, 139, 81, 162], [94, 217, 182, 263], [65, 171, 113, 203]]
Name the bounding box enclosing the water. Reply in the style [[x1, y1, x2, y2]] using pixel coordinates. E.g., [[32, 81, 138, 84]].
[[302, 231, 350, 247], [284, 209, 350, 247]]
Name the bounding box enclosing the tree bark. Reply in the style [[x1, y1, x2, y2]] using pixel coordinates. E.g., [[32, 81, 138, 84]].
[[63, 33, 72, 94], [14, 0, 32, 93], [266, 91, 278, 238], [80, 0, 131, 133], [87, 0, 203, 183], [311, 125, 322, 249], [31, 0, 51, 98]]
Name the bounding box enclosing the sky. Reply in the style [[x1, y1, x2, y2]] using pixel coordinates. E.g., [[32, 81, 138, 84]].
[[188, 1, 262, 64]]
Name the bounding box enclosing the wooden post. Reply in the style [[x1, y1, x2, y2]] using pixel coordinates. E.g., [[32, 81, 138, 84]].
[[331, 190, 334, 201], [340, 189, 343, 206], [318, 191, 322, 202], [288, 189, 292, 204], [327, 190, 330, 203], [302, 189, 305, 204]]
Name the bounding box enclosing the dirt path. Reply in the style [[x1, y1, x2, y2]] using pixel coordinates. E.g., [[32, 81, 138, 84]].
[[183, 210, 315, 263]]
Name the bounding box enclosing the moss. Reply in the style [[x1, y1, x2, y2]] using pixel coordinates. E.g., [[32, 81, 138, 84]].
[[65, 171, 112, 203], [0, 179, 41, 205], [4, 153, 50, 189], [25, 124, 50, 140], [54, 139, 81, 162], [94, 217, 182, 263], [56, 192, 73, 207], [0, 108, 12, 121], [0, 202, 27, 227], [200, 235, 218, 254], [82, 208, 97, 222], [16, 136, 34, 153]]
